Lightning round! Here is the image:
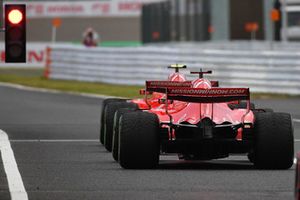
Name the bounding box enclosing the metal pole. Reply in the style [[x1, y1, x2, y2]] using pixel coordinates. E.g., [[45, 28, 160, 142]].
[[194, 0, 200, 41], [52, 26, 56, 43], [271, 22, 274, 50], [281, 0, 288, 42], [165, 1, 171, 42], [0, 0, 4, 31], [185, 0, 190, 41], [175, 0, 180, 41]]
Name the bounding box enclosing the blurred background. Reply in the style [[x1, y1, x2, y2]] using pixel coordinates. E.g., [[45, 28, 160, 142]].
[[0, 0, 299, 95], [3, 0, 297, 44], [0, 0, 297, 66]]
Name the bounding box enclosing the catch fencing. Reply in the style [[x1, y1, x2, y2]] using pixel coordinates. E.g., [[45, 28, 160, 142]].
[[47, 43, 300, 95]]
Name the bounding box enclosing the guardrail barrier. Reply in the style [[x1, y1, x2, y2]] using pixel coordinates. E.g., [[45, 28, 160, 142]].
[[48, 43, 300, 95]]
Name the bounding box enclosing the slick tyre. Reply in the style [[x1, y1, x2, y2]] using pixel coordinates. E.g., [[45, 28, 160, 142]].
[[261, 108, 273, 113], [112, 108, 137, 162], [104, 102, 138, 152], [100, 98, 125, 144], [119, 112, 160, 169], [253, 112, 294, 169]]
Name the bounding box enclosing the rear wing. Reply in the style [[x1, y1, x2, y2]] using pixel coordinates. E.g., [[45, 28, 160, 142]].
[[146, 81, 192, 93], [145, 80, 219, 93], [166, 88, 250, 103]]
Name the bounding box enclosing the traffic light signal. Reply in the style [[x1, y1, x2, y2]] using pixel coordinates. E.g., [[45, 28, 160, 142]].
[[5, 4, 26, 63]]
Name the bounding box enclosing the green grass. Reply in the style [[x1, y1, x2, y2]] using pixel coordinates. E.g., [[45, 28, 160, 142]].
[[0, 68, 44, 77], [101, 41, 142, 47], [72, 41, 142, 47], [0, 68, 298, 99], [251, 93, 298, 100], [0, 68, 142, 98]]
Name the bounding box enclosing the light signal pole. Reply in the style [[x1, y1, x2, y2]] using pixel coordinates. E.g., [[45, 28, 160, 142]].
[[281, 0, 288, 42], [0, 0, 3, 32], [4, 4, 26, 63]]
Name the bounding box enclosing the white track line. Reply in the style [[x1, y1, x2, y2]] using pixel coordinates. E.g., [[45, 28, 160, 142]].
[[294, 119, 300, 123], [0, 130, 28, 200], [10, 139, 99, 143], [0, 82, 119, 99]]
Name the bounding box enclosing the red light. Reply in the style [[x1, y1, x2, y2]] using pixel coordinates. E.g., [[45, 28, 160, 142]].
[[8, 9, 23, 24]]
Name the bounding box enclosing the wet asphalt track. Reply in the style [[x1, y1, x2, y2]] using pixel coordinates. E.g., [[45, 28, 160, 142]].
[[0, 85, 300, 200]]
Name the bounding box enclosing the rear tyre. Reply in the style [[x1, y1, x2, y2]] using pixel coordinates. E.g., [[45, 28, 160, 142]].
[[253, 112, 294, 169], [112, 108, 137, 162], [100, 98, 125, 144], [104, 102, 138, 152], [261, 108, 273, 113], [119, 112, 160, 169]]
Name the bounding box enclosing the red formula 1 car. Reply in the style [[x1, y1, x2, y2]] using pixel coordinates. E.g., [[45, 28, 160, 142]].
[[99, 64, 189, 152], [113, 70, 294, 169]]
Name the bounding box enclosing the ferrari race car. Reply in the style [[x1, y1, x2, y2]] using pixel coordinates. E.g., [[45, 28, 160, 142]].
[[103, 68, 294, 170], [99, 64, 190, 152]]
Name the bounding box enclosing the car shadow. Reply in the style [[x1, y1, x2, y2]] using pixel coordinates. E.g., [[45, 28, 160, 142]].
[[158, 159, 255, 170]]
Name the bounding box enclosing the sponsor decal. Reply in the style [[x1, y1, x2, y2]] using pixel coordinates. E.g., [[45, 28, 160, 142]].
[[168, 88, 249, 96], [0, 42, 51, 68], [146, 81, 192, 88], [118, 2, 142, 11], [6, 1, 162, 18]]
